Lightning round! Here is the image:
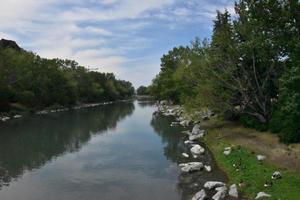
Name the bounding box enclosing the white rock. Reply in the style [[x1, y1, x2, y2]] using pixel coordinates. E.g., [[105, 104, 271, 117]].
[[189, 132, 205, 141], [223, 150, 231, 156], [184, 140, 193, 144], [228, 184, 238, 198], [204, 165, 212, 172], [191, 145, 205, 155], [179, 162, 203, 173], [2, 116, 10, 121], [255, 192, 271, 199], [191, 124, 201, 135], [224, 147, 231, 151], [192, 189, 207, 200], [257, 155, 266, 161], [182, 153, 189, 158], [271, 171, 282, 179], [212, 186, 227, 200], [13, 115, 22, 119], [204, 181, 226, 190]]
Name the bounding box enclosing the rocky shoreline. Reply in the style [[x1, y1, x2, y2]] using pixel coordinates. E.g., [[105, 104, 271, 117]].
[[154, 100, 285, 200], [0, 100, 122, 123], [154, 101, 238, 200]]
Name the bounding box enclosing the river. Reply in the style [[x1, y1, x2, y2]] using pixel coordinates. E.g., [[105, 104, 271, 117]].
[[0, 100, 227, 200]]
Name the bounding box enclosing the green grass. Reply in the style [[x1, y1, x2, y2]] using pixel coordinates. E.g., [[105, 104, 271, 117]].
[[204, 132, 300, 200]]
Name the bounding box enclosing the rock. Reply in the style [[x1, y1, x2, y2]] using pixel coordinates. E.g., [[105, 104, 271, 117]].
[[212, 186, 227, 200], [191, 124, 201, 135], [1, 116, 10, 122], [170, 122, 179, 126], [255, 192, 271, 199], [184, 140, 193, 144], [204, 181, 226, 190], [179, 162, 203, 173], [182, 153, 189, 158], [271, 171, 282, 180], [192, 189, 207, 200], [228, 184, 238, 198], [204, 165, 212, 172], [13, 115, 22, 119], [224, 147, 231, 151], [189, 131, 205, 141], [223, 150, 231, 155], [180, 120, 190, 127], [257, 155, 266, 161], [223, 147, 232, 155], [191, 145, 205, 155]]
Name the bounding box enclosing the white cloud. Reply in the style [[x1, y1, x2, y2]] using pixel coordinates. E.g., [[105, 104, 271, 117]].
[[0, 0, 235, 87]]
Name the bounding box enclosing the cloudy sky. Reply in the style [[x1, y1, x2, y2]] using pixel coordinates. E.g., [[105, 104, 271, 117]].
[[0, 0, 234, 87]]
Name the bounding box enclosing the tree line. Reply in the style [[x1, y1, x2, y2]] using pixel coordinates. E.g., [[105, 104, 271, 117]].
[[0, 40, 134, 113], [148, 0, 300, 143]]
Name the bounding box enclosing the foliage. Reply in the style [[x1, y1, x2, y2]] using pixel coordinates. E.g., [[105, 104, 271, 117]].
[[0, 45, 134, 112], [136, 85, 150, 95], [149, 0, 300, 143]]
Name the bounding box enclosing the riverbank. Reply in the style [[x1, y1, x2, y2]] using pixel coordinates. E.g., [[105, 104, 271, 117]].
[[155, 101, 300, 199], [0, 99, 133, 122], [202, 119, 300, 200]]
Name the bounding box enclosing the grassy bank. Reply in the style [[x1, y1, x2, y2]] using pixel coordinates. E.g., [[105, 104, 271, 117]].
[[202, 119, 300, 200]]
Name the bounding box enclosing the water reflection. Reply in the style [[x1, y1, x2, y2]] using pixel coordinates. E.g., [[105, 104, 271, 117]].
[[0, 102, 135, 189], [150, 113, 227, 200]]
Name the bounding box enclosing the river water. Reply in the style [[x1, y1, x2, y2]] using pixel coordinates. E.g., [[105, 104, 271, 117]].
[[0, 101, 227, 200]]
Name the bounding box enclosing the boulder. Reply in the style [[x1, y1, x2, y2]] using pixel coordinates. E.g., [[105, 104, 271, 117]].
[[191, 145, 205, 155], [271, 171, 282, 180], [192, 189, 207, 200], [257, 155, 266, 161], [255, 192, 271, 199], [13, 115, 22, 119], [212, 186, 227, 200], [228, 184, 238, 198], [204, 181, 226, 190], [182, 153, 189, 158], [179, 162, 203, 173], [191, 124, 201, 135], [189, 134, 204, 141], [204, 165, 212, 172]]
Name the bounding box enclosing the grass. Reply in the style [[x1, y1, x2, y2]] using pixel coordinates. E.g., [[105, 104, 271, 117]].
[[203, 123, 300, 200]]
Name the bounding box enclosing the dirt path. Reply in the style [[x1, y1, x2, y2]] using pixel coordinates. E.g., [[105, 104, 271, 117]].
[[202, 120, 300, 173]]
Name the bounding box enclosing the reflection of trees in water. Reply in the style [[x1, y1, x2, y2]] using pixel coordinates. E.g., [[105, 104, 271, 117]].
[[150, 113, 227, 200], [0, 102, 134, 189]]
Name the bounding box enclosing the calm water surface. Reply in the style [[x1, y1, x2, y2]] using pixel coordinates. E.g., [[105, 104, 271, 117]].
[[0, 101, 226, 200]]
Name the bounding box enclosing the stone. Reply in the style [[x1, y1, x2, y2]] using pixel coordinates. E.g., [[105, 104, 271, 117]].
[[170, 122, 179, 126], [257, 155, 266, 161], [191, 124, 201, 135], [212, 186, 227, 200], [189, 131, 205, 141], [255, 192, 271, 199], [192, 189, 207, 200], [191, 145, 205, 155], [204, 181, 226, 190], [223, 147, 232, 155], [228, 184, 238, 198], [204, 165, 212, 172], [13, 115, 22, 119], [182, 153, 189, 158], [179, 162, 203, 173], [223, 150, 231, 155], [271, 171, 282, 180]]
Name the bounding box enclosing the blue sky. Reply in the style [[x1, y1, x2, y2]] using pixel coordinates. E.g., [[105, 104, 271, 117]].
[[0, 0, 234, 87]]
